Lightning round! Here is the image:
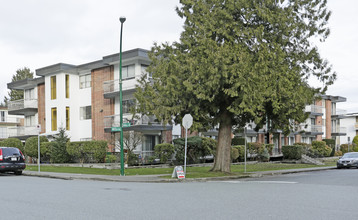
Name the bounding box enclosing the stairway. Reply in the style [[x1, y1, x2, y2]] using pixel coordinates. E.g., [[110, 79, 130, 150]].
[[301, 154, 325, 165]]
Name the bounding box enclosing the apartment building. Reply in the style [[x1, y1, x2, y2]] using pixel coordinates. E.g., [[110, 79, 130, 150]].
[[7, 48, 173, 158], [0, 106, 24, 140], [237, 95, 347, 153], [339, 112, 358, 145]]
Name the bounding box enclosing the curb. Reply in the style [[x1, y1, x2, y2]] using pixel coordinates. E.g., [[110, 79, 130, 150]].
[[23, 166, 337, 183]]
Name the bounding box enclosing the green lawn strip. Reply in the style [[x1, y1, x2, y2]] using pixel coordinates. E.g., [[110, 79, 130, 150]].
[[26, 161, 336, 178]]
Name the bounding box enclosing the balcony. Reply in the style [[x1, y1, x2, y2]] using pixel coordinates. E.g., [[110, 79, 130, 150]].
[[0, 116, 22, 125], [8, 99, 38, 116], [305, 105, 323, 116], [331, 126, 347, 136], [331, 108, 347, 119], [103, 114, 171, 132], [8, 126, 38, 139], [355, 123, 358, 130], [103, 79, 136, 99], [301, 124, 323, 135]]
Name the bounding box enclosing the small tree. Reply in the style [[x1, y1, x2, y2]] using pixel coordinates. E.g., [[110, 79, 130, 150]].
[[121, 131, 142, 165], [51, 127, 71, 163]]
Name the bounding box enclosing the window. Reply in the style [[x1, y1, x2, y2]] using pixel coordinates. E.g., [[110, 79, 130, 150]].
[[25, 88, 35, 100], [65, 75, 69, 98], [141, 65, 151, 79], [25, 116, 36, 126], [0, 111, 5, 122], [122, 99, 136, 114], [66, 107, 70, 130], [122, 65, 135, 79], [51, 76, 56, 100], [80, 106, 91, 120], [79, 74, 91, 89], [51, 108, 57, 131]]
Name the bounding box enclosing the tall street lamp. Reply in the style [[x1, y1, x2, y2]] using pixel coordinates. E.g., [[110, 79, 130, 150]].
[[119, 16, 126, 176]]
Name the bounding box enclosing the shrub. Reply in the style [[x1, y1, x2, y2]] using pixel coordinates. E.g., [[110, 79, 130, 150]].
[[231, 137, 245, 146], [323, 139, 335, 157], [247, 142, 264, 160], [334, 151, 343, 157], [232, 145, 245, 162], [311, 141, 332, 158], [340, 144, 349, 154], [66, 140, 107, 163], [1, 138, 23, 153], [50, 127, 71, 163], [353, 135, 358, 146], [24, 136, 49, 159], [282, 145, 303, 160], [265, 144, 274, 155], [259, 148, 270, 162], [231, 147, 239, 162], [154, 143, 175, 163], [105, 154, 117, 163]]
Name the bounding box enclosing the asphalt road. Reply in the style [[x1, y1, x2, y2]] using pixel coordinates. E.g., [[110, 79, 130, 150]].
[[1, 169, 357, 220]]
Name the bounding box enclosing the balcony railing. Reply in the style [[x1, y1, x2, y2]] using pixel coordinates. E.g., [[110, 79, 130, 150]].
[[331, 126, 347, 134], [8, 99, 38, 112], [333, 108, 347, 115], [305, 105, 323, 114], [8, 126, 38, 137], [104, 114, 160, 128], [103, 79, 136, 95], [0, 116, 21, 124], [301, 124, 323, 133]]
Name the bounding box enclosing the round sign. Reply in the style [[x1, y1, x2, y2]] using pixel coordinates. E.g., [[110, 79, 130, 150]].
[[182, 114, 193, 129]]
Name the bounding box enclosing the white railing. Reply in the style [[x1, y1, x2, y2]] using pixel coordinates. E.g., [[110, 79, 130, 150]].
[[305, 125, 323, 133], [8, 99, 38, 111], [103, 79, 136, 94], [332, 126, 347, 134], [104, 114, 160, 128], [333, 108, 347, 115], [305, 105, 323, 114], [0, 116, 21, 123], [8, 126, 38, 137]]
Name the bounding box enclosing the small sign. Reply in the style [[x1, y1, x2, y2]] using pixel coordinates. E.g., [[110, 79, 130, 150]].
[[172, 166, 185, 179], [111, 127, 122, 132], [182, 114, 193, 129], [36, 124, 41, 132], [123, 122, 131, 127]]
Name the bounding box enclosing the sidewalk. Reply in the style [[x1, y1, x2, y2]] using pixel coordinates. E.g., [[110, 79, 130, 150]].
[[23, 166, 336, 183]]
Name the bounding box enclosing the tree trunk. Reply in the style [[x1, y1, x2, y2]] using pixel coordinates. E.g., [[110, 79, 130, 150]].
[[211, 111, 232, 173]]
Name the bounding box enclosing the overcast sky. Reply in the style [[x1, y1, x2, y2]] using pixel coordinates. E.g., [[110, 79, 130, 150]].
[[1, 0, 357, 113]]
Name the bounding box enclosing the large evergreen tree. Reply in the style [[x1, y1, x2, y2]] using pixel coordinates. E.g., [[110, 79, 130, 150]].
[[135, 0, 336, 172], [4, 67, 34, 105]]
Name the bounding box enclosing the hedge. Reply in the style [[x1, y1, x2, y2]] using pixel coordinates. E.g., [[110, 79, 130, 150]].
[[154, 143, 175, 163], [66, 140, 107, 163], [282, 145, 303, 160], [1, 138, 23, 153]]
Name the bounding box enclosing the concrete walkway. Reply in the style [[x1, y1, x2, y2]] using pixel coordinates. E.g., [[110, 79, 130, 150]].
[[23, 166, 336, 183]]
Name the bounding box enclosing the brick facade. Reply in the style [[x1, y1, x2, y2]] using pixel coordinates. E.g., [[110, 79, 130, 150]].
[[91, 66, 114, 143], [37, 83, 46, 133], [325, 99, 332, 139]]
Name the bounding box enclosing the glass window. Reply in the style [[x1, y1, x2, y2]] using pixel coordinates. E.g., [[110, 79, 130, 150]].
[[51, 107, 57, 131], [25, 88, 35, 100], [0, 111, 5, 122], [65, 75, 70, 98], [80, 106, 91, 120], [79, 74, 91, 89], [122, 65, 135, 79], [51, 76, 56, 100], [122, 99, 136, 114], [66, 107, 70, 130]]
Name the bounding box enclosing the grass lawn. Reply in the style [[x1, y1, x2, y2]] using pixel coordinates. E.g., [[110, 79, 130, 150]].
[[26, 161, 336, 179]]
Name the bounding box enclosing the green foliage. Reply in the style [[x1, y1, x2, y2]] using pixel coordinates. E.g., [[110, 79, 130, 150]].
[[352, 135, 358, 145], [334, 151, 343, 157], [24, 136, 49, 159], [50, 127, 71, 163], [105, 154, 117, 163], [232, 145, 246, 162], [323, 139, 335, 157], [1, 138, 23, 152], [4, 67, 34, 105], [265, 144, 274, 155], [66, 140, 108, 163], [282, 145, 303, 160], [232, 137, 245, 146], [340, 144, 352, 154], [231, 147, 239, 162], [173, 136, 216, 164], [135, 0, 335, 172], [154, 143, 175, 163]]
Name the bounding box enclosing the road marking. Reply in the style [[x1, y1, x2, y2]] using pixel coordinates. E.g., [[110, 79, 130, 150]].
[[220, 180, 297, 184]]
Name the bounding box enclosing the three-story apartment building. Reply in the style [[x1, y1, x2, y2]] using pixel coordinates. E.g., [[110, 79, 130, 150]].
[[7, 48, 173, 159]]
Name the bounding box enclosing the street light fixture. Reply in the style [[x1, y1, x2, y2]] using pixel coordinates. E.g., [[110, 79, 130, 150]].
[[119, 16, 126, 176]]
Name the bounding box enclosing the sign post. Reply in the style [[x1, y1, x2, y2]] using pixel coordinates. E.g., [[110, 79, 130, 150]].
[[37, 124, 41, 173], [182, 114, 193, 174]]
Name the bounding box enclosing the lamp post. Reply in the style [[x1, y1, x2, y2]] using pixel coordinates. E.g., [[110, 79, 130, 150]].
[[119, 16, 126, 176]]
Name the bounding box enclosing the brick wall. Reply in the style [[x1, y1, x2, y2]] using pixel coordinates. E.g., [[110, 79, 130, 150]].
[[91, 66, 114, 143], [37, 83, 46, 133], [325, 99, 332, 139]]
